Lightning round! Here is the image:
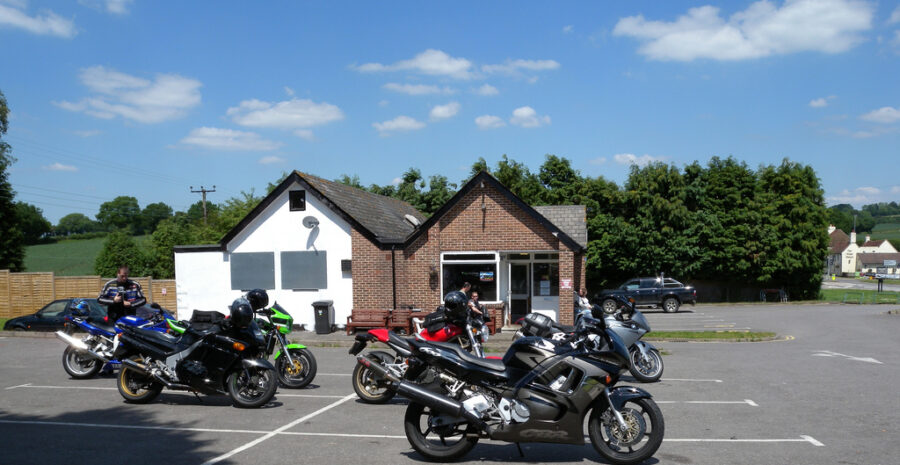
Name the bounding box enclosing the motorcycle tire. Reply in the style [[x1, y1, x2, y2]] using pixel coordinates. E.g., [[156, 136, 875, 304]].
[[352, 350, 397, 404], [628, 348, 663, 383], [117, 354, 163, 404], [62, 346, 102, 379], [404, 401, 479, 461], [276, 348, 317, 389], [589, 397, 664, 465], [227, 366, 277, 408]]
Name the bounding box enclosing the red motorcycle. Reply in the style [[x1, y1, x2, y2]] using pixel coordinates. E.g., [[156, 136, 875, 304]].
[[349, 309, 489, 403]]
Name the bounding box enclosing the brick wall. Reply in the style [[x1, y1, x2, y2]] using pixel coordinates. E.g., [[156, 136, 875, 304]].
[[350, 182, 585, 324]]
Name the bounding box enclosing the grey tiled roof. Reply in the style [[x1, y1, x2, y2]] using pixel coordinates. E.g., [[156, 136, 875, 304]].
[[829, 229, 850, 254], [300, 172, 426, 243], [857, 253, 900, 266], [533, 205, 588, 248]]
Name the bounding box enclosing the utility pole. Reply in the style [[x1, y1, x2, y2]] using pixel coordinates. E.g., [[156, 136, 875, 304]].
[[190, 185, 216, 225]]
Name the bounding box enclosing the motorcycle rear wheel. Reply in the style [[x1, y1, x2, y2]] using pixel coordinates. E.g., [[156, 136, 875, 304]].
[[589, 397, 664, 465], [276, 348, 317, 389], [62, 346, 102, 379], [117, 355, 162, 404], [352, 350, 396, 403], [227, 366, 277, 408], [628, 348, 663, 383], [404, 402, 478, 462]]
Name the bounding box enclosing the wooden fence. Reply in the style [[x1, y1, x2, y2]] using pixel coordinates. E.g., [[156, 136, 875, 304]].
[[0, 270, 177, 319]]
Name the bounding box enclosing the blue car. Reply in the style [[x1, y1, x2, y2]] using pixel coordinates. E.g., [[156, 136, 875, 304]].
[[3, 298, 106, 331]]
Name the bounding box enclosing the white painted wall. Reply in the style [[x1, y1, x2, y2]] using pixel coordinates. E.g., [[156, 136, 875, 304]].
[[175, 180, 353, 329]]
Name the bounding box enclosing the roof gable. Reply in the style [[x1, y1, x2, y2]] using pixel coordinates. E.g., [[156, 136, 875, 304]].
[[403, 171, 586, 252]]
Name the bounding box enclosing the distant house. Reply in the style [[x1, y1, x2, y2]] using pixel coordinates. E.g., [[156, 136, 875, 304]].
[[174, 171, 587, 327], [858, 235, 898, 254], [826, 226, 898, 276], [857, 253, 900, 276]]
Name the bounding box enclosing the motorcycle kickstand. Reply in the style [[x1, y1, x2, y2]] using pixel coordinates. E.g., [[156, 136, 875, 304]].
[[192, 391, 203, 404], [515, 443, 525, 458]]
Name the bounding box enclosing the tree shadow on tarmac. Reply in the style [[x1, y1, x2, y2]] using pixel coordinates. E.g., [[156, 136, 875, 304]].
[[0, 407, 239, 464], [402, 443, 661, 464]]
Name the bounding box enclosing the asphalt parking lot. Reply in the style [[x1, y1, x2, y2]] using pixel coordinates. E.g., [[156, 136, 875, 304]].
[[1, 303, 897, 465]]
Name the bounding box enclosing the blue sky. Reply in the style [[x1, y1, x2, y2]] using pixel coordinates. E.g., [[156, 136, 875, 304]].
[[2, 0, 899, 224]]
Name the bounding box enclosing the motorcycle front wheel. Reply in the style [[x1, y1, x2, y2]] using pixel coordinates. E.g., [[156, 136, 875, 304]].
[[588, 397, 664, 465], [352, 350, 397, 404], [117, 354, 163, 404], [276, 348, 317, 389], [62, 346, 102, 379], [227, 366, 277, 408], [404, 402, 478, 461], [628, 348, 663, 383]]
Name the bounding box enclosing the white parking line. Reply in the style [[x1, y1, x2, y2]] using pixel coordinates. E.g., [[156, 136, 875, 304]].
[[0, 419, 825, 447], [4, 384, 351, 399], [662, 378, 723, 383], [315, 373, 351, 376], [201, 393, 356, 465], [657, 400, 758, 407]]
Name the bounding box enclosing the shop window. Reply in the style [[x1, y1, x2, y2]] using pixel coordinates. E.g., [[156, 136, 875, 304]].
[[442, 252, 498, 301], [532, 262, 559, 297]]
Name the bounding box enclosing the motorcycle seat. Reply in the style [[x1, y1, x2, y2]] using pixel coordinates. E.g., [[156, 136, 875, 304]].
[[425, 341, 507, 372], [387, 331, 412, 351], [89, 321, 118, 335], [129, 326, 180, 348]]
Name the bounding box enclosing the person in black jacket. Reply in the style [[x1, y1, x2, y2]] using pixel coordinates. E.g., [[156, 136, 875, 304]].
[[98, 265, 146, 323]]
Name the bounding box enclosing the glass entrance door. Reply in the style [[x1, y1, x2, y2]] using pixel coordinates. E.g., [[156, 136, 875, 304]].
[[508, 263, 529, 323]]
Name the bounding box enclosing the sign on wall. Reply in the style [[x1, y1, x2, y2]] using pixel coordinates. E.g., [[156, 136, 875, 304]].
[[230, 252, 276, 290]]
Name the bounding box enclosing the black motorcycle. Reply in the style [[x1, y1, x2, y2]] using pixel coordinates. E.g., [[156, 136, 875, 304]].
[[113, 291, 278, 408], [357, 315, 664, 464]]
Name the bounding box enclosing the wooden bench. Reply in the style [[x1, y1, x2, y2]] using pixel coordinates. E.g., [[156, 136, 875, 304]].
[[388, 308, 413, 334], [346, 309, 390, 335]]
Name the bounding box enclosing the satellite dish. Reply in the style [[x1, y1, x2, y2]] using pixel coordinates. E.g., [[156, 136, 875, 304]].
[[404, 214, 421, 227], [302, 216, 319, 229]]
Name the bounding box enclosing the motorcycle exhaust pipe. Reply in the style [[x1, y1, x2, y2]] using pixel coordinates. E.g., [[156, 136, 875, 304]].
[[55, 331, 109, 363], [119, 358, 192, 391], [356, 355, 487, 431]]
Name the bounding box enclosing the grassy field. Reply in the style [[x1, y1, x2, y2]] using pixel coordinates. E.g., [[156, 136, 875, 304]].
[[24, 235, 150, 276], [871, 223, 900, 241], [819, 289, 900, 304]]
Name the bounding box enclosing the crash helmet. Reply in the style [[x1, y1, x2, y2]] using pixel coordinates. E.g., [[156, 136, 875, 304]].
[[71, 299, 90, 316], [443, 290, 468, 319], [230, 298, 254, 328], [246, 289, 269, 311]]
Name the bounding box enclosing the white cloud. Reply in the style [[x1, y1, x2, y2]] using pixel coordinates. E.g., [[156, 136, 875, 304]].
[[613, 0, 874, 61], [589, 157, 608, 165], [227, 98, 344, 129], [293, 129, 315, 141], [891, 186, 900, 194], [0, 2, 76, 38], [383, 82, 455, 95], [43, 162, 78, 172], [475, 115, 506, 129], [378, 99, 390, 107], [613, 153, 666, 166], [78, 0, 133, 15], [372, 115, 426, 135], [474, 84, 499, 96], [809, 98, 828, 108], [857, 186, 880, 194], [509, 106, 551, 128], [284, 86, 295, 96], [391, 177, 402, 186], [180, 127, 282, 151], [890, 6, 900, 24], [55, 66, 202, 123], [430, 102, 460, 121], [259, 156, 286, 165], [860, 106, 900, 123], [356, 49, 476, 80], [72, 129, 101, 137], [482, 59, 561, 76], [563, 25, 574, 34], [827, 186, 893, 205]]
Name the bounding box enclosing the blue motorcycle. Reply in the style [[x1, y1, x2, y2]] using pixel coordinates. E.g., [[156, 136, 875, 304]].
[[55, 300, 174, 379]]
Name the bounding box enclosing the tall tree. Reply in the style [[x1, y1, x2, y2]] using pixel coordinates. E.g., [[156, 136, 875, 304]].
[[147, 218, 197, 279], [15, 202, 52, 244], [141, 202, 173, 234], [56, 213, 101, 236], [94, 230, 148, 277], [0, 90, 25, 271], [97, 196, 141, 232]]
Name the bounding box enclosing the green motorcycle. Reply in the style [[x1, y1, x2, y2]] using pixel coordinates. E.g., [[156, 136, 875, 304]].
[[167, 302, 316, 389]]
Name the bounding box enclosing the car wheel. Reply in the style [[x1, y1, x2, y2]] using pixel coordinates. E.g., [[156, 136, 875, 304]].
[[662, 297, 680, 313]]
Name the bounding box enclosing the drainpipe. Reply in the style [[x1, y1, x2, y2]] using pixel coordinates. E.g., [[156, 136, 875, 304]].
[[391, 245, 397, 310]]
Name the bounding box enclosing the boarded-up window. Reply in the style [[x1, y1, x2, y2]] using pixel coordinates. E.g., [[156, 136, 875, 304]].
[[230, 252, 275, 290], [281, 251, 327, 290]]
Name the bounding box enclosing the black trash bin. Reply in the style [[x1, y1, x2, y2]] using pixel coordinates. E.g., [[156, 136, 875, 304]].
[[312, 300, 335, 334]]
